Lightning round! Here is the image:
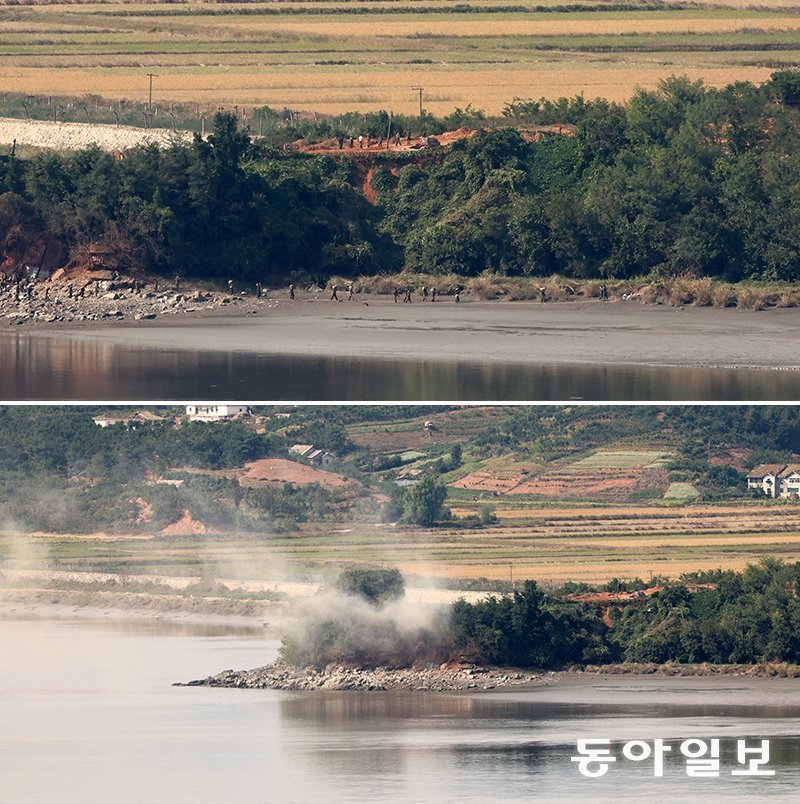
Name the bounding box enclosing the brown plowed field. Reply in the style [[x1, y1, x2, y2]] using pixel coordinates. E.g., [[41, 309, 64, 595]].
[[239, 458, 346, 489], [509, 471, 643, 496], [450, 471, 525, 493], [454, 467, 668, 500]]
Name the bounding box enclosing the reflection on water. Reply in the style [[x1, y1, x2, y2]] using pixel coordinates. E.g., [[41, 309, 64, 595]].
[[1, 330, 799, 400], [1, 618, 799, 803]]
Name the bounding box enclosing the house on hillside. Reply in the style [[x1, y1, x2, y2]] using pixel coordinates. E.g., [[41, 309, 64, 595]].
[[779, 465, 800, 498], [395, 469, 422, 488], [93, 411, 166, 427], [185, 405, 250, 422], [289, 443, 334, 468], [747, 463, 800, 498], [747, 464, 786, 497]]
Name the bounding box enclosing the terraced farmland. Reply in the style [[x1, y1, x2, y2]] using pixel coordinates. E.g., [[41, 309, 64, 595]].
[[0, 0, 796, 113], [451, 449, 673, 500]]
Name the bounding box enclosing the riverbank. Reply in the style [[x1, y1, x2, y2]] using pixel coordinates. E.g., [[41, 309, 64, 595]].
[[182, 658, 800, 693], [183, 661, 555, 691], [21, 295, 800, 372]]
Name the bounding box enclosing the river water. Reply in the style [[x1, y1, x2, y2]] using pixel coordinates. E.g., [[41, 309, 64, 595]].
[[1, 617, 799, 803], [1, 331, 799, 400]]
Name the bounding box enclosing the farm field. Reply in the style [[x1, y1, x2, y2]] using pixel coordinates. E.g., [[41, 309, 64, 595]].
[[0, 1, 796, 114], [346, 406, 509, 452], [450, 449, 674, 501], [6, 501, 800, 587]]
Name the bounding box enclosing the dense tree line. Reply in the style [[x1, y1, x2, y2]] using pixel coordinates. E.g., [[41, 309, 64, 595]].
[[376, 72, 800, 280], [448, 561, 800, 668], [0, 114, 395, 281], [0, 407, 274, 476], [6, 72, 800, 282], [280, 562, 800, 669]]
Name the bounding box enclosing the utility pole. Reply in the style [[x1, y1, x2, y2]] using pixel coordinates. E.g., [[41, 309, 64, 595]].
[[147, 73, 157, 110], [411, 86, 424, 117]]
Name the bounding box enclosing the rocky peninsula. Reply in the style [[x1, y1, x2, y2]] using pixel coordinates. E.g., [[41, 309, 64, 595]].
[[181, 662, 555, 692]]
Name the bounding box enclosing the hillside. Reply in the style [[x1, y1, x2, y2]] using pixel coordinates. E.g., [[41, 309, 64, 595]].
[[1, 406, 800, 586]]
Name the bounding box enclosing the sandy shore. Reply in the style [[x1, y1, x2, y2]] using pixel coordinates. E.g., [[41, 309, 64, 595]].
[[27, 296, 800, 371]]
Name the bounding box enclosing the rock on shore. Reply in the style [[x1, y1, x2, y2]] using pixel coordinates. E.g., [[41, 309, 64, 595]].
[[181, 662, 555, 692], [0, 283, 270, 326]]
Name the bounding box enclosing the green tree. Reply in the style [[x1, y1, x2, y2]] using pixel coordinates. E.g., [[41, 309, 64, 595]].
[[403, 475, 447, 526], [335, 567, 406, 608]]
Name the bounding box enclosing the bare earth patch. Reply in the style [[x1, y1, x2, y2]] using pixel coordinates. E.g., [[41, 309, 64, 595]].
[[161, 510, 216, 536], [240, 458, 346, 489]]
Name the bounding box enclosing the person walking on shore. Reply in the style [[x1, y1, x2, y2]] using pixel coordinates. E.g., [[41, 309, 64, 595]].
[[331, 284, 340, 302], [227, 279, 234, 295], [455, 287, 461, 303], [539, 285, 547, 303], [422, 286, 429, 301], [394, 287, 399, 303], [403, 288, 412, 303], [347, 282, 355, 302], [431, 287, 437, 302], [289, 283, 296, 300]]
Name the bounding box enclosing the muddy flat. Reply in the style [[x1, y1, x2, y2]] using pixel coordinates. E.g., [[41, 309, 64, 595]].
[[31, 298, 800, 371]]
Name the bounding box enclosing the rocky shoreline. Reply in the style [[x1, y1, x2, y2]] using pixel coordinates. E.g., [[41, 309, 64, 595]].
[[0, 280, 270, 326], [180, 662, 556, 692]]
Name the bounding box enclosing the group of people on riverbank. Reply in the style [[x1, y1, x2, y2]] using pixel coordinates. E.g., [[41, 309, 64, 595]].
[[327, 283, 458, 303]]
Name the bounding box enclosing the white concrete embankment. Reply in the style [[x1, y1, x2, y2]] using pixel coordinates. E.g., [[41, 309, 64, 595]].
[[0, 117, 193, 151]]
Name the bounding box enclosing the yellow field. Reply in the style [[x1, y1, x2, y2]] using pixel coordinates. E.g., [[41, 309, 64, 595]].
[[0, 65, 778, 113], [183, 17, 800, 36], [0, 1, 796, 113]]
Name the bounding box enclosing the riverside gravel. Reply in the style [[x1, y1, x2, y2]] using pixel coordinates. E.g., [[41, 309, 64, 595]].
[[0, 282, 272, 326], [182, 663, 556, 692]]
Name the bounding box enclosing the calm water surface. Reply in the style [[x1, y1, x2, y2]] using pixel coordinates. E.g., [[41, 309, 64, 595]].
[[1, 618, 799, 803], [1, 331, 799, 400]]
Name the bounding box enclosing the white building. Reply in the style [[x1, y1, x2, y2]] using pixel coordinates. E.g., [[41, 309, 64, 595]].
[[186, 404, 250, 422], [747, 463, 800, 498]]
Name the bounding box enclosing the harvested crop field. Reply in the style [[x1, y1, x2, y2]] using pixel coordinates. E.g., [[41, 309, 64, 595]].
[[0, 2, 792, 114], [239, 458, 346, 489], [12, 501, 800, 587]]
